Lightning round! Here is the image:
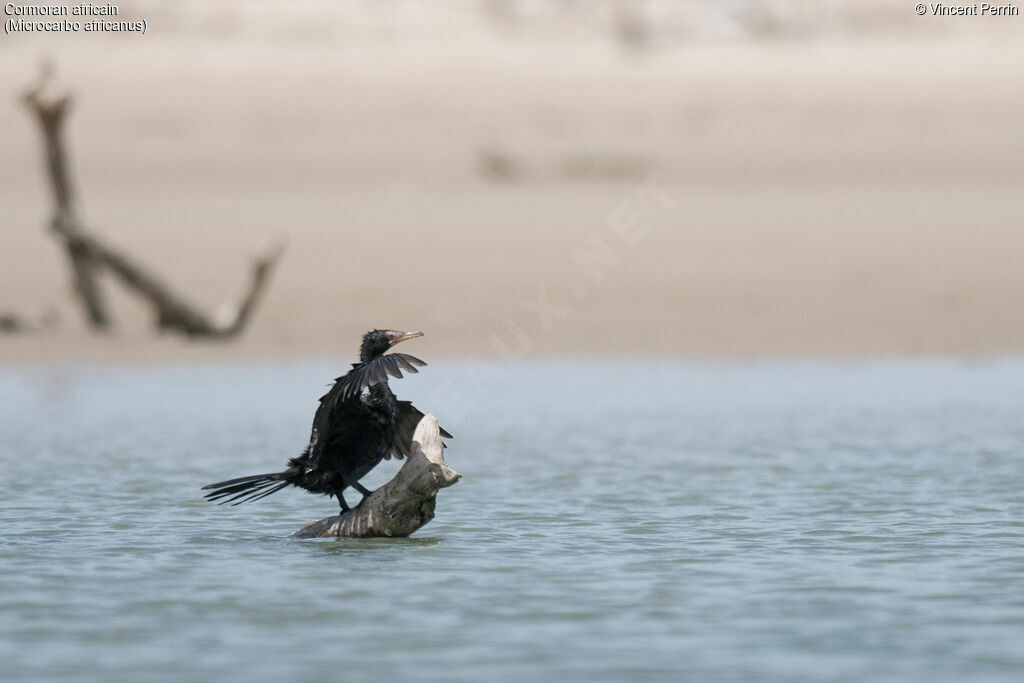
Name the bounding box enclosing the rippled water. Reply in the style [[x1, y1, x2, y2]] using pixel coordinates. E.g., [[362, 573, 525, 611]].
[[1, 359, 1022, 681]]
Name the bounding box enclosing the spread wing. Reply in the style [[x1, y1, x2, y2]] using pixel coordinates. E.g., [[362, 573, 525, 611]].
[[325, 353, 427, 408], [388, 400, 454, 460], [307, 353, 427, 461]]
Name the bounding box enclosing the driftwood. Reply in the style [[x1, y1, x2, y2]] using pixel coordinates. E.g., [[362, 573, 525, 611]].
[[290, 414, 461, 539], [21, 70, 284, 338]]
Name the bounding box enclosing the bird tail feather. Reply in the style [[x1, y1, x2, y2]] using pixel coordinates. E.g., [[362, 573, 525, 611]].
[[202, 472, 290, 505]]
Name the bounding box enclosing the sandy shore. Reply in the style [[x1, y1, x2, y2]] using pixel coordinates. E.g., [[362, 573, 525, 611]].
[[2, 5, 1023, 364]]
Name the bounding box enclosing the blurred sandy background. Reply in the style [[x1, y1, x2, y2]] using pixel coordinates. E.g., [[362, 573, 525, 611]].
[[2, 1, 1023, 363]]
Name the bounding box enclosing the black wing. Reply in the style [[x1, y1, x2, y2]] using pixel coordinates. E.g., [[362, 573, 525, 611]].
[[306, 353, 427, 461], [324, 353, 427, 409], [388, 400, 454, 460]]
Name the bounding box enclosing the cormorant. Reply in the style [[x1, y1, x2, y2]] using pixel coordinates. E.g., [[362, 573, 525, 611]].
[[202, 329, 452, 512]]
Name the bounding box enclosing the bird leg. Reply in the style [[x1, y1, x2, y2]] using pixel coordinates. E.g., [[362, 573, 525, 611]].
[[352, 481, 374, 504], [336, 490, 351, 513]]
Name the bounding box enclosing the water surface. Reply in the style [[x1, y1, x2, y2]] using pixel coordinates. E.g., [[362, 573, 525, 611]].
[[1, 359, 1022, 681]]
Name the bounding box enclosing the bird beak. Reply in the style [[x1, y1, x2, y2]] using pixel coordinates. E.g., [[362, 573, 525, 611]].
[[388, 330, 423, 346]]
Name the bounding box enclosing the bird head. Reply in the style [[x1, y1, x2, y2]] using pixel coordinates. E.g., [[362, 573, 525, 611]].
[[360, 329, 423, 361]]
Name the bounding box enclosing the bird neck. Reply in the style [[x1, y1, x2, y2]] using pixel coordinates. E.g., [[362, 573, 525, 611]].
[[364, 382, 395, 406]]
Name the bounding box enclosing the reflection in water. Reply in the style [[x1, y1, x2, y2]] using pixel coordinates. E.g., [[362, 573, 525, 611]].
[[295, 536, 444, 556]]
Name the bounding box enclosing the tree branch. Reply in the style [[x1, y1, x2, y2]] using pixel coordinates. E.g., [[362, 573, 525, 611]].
[[23, 74, 111, 330], [290, 414, 461, 539], [22, 68, 284, 339], [57, 228, 284, 338]]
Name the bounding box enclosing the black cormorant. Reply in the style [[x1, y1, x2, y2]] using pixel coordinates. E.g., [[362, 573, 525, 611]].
[[202, 329, 452, 512]]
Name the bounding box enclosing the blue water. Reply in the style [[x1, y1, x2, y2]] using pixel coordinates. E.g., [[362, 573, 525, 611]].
[[1, 359, 1022, 681]]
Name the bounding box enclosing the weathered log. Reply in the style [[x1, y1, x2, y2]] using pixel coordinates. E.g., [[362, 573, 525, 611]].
[[290, 414, 460, 539]]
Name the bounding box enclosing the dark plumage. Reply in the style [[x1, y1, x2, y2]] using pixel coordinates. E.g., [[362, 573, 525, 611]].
[[202, 329, 452, 512]]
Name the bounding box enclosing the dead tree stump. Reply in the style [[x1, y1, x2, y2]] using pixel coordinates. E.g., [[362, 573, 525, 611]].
[[23, 73, 111, 329], [290, 414, 460, 539], [21, 66, 284, 339]]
